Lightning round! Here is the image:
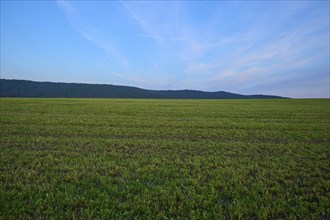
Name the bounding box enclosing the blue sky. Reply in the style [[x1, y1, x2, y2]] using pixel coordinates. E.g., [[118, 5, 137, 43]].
[[1, 1, 329, 98]]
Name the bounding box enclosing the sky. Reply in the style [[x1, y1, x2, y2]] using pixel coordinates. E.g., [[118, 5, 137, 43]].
[[1, 1, 329, 98]]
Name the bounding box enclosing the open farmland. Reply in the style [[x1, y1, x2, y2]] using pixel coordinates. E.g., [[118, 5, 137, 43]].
[[0, 98, 329, 219]]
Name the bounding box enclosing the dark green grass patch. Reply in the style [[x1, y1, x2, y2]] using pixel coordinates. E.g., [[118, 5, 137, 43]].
[[0, 98, 329, 219]]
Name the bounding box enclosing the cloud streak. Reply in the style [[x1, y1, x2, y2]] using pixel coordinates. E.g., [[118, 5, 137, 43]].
[[121, 2, 162, 42], [57, 0, 128, 67]]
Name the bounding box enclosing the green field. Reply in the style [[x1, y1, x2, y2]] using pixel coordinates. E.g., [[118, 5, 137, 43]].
[[0, 98, 329, 219]]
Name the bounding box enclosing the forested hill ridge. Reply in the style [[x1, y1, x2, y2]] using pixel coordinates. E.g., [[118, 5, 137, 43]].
[[0, 79, 286, 99]]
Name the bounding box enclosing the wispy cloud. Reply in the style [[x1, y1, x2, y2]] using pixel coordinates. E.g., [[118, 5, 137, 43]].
[[58, 1, 329, 96], [57, 0, 128, 67], [121, 2, 162, 42], [122, 3, 158, 43], [183, 5, 329, 92], [121, 1, 187, 45], [2, 0, 328, 97]]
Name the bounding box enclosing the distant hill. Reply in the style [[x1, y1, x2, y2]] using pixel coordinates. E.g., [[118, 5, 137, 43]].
[[0, 79, 286, 99]]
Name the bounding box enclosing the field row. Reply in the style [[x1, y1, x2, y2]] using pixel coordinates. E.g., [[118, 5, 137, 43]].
[[2, 126, 328, 145]]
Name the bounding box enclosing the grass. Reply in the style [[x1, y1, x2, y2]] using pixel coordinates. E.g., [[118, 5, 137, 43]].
[[0, 98, 329, 219]]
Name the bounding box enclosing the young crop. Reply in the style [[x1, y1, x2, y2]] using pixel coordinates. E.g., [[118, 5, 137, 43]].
[[0, 98, 329, 219]]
